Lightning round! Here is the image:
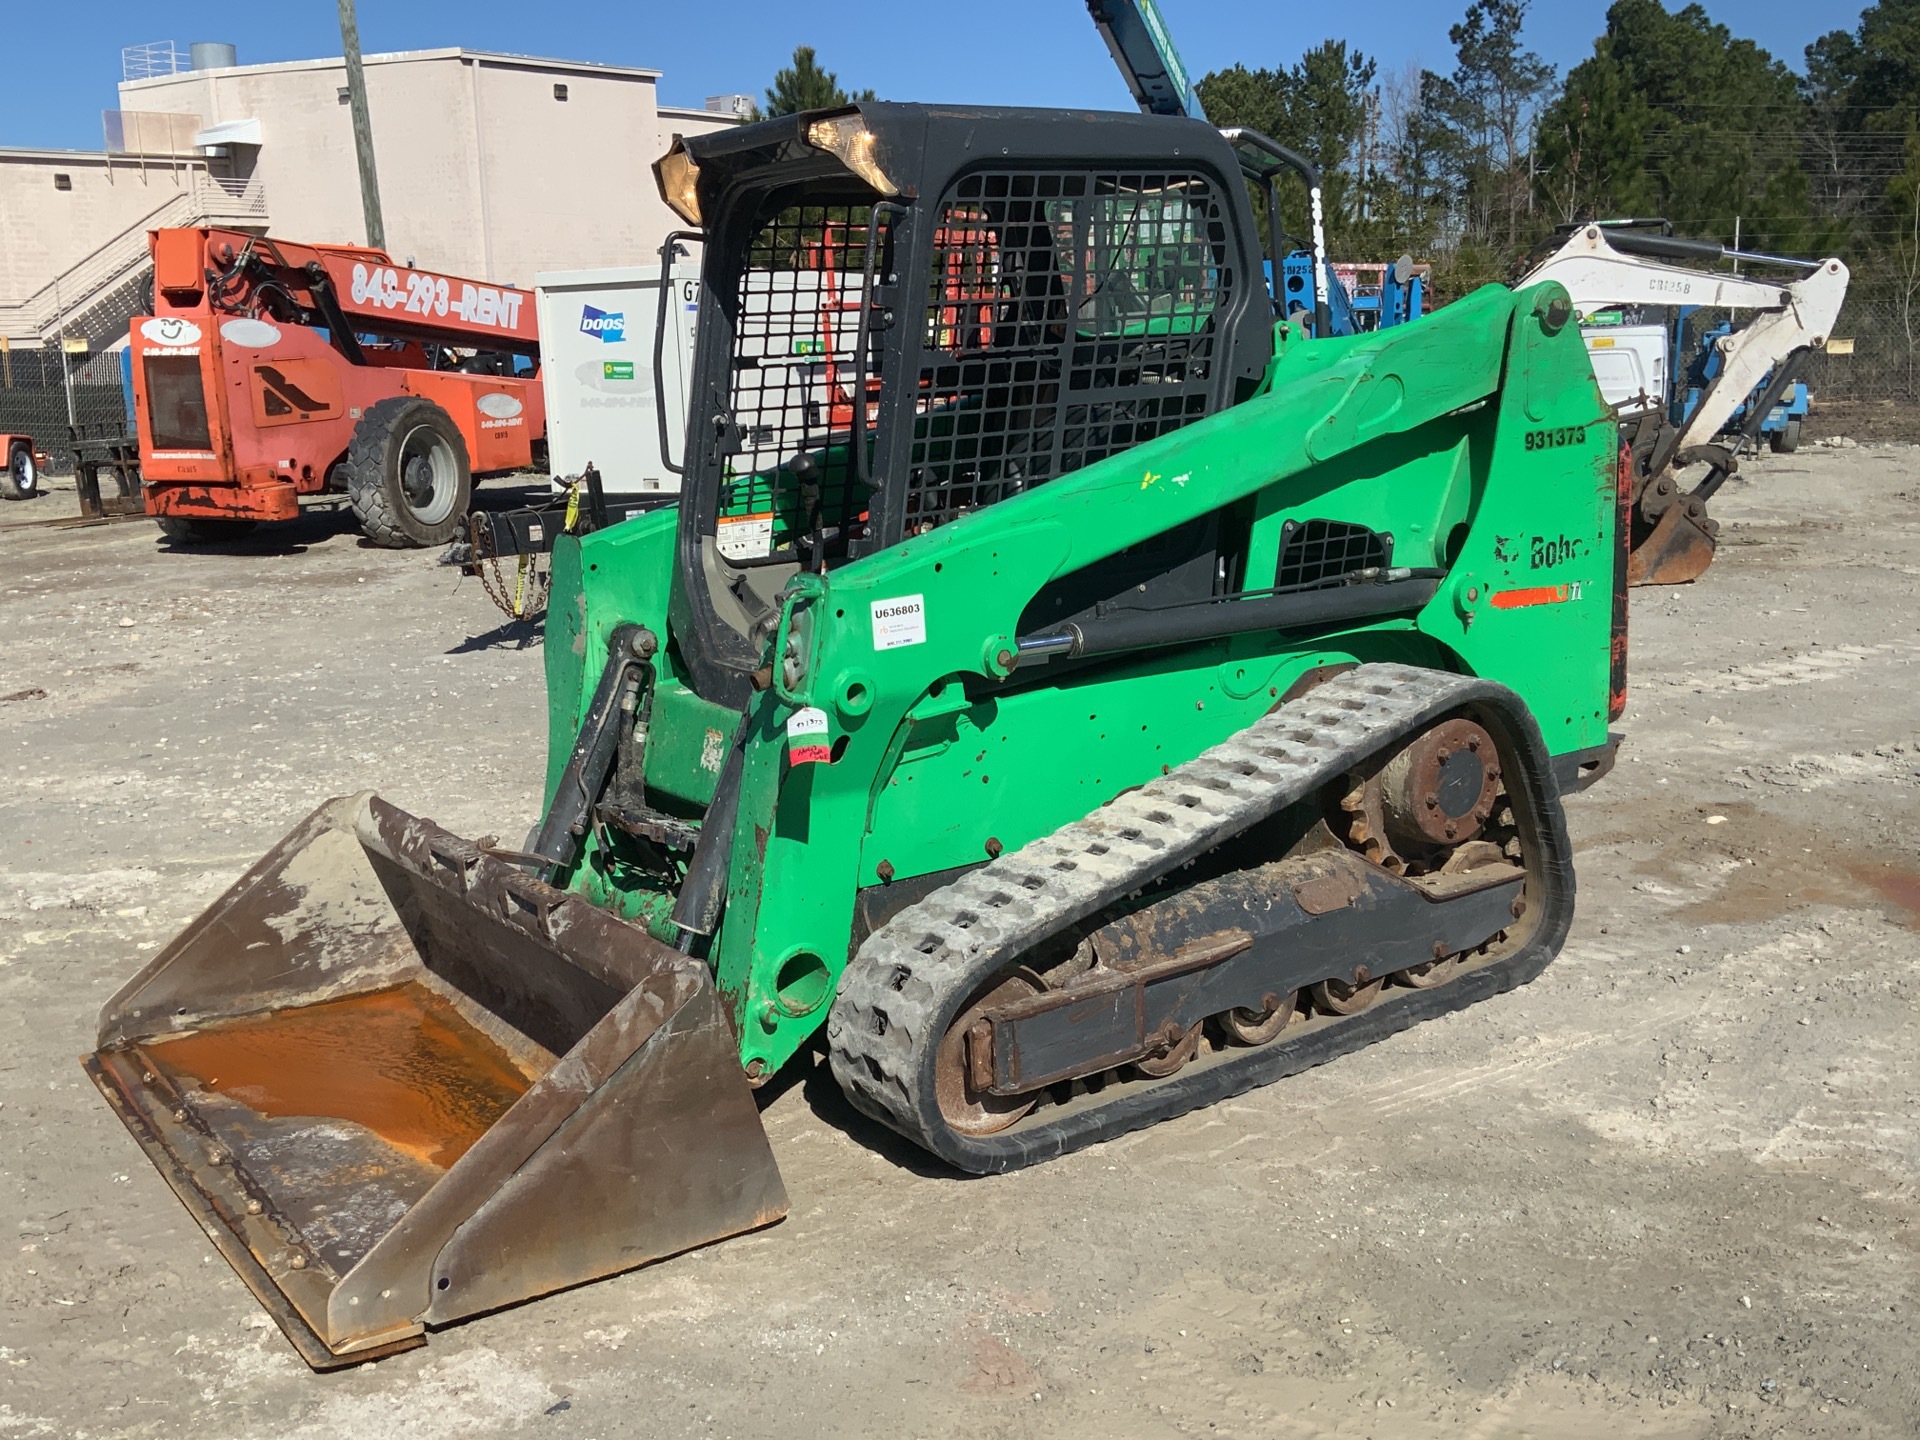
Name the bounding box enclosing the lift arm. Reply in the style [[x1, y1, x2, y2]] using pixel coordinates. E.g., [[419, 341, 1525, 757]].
[[1522, 224, 1849, 453]]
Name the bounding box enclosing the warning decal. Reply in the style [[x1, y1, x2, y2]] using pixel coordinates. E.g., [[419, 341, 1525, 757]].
[[717, 512, 775, 560]]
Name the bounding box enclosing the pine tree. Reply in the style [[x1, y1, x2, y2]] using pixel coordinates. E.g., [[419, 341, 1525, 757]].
[[1807, 2, 1920, 250], [1535, 39, 1652, 223], [1197, 42, 1382, 253], [1538, 0, 1820, 255], [1808, 0, 1920, 125], [1420, 0, 1556, 250], [761, 46, 875, 121]]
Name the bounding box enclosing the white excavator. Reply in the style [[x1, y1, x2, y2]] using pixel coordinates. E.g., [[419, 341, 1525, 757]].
[[1521, 220, 1849, 584]]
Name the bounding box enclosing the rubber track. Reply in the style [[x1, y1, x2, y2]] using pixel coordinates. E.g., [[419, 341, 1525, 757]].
[[827, 662, 1576, 1174]]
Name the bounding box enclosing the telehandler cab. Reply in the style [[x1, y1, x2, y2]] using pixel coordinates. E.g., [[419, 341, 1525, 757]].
[[87, 102, 1621, 1366]]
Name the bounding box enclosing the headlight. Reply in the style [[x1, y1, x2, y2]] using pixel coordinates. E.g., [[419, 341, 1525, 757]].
[[654, 143, 703, 226], [805, 114, 899, 196]]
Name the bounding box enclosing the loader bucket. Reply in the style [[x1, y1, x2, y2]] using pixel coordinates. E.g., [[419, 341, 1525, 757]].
[[83, 793, 787, 1369]]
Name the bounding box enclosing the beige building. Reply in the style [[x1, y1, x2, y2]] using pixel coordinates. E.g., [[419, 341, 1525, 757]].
[[0, 142, 262, 348], [117, 47, 735, 287], [0, 45, 739, 353]]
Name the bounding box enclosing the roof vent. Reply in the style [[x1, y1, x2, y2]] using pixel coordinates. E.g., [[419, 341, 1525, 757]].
[[189, 42, 238, 71]]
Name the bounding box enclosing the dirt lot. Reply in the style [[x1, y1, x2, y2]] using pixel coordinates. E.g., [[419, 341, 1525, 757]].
[[1, 446, 1916, 1440]]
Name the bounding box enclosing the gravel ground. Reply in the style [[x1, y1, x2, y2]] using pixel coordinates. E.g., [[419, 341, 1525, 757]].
[[1, 445, 1916, 1439]]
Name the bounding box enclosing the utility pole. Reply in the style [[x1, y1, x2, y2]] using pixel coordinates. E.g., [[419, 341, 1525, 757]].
[[336, 0, 386, 250], [1527, 116, 1536, 218], [54, 280, 76, 429]]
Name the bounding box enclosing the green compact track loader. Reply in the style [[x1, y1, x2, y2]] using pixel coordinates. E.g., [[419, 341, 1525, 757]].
[[86, 103, 1624, 1367]]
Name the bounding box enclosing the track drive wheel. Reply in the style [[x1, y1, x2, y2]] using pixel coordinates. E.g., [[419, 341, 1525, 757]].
[[155, 515, 257, 545], [2, 442, 37, 501], [346, 397, 472, 548]]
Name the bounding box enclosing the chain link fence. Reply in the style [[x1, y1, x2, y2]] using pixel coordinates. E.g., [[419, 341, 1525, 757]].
[[7, 255, 1911, 480], [0, 346, 132, 472], [1797, 284, 1920, 442]]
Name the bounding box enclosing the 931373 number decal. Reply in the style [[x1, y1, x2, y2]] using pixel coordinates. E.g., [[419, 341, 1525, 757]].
[[1524, 426, 1589, 451]]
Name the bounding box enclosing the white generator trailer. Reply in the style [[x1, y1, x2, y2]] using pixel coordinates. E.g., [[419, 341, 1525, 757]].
[[535, 264, 702, 498]]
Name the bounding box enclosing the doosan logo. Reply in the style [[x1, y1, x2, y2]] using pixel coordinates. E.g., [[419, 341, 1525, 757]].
[[580, 306, 625, 344]]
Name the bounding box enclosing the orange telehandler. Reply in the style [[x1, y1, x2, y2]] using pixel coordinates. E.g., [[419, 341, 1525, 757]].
[[133, 227, 546, 547]]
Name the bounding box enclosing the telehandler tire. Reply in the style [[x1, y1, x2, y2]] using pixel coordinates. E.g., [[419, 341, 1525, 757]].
[[346, 397, 472, 548], [155, 515, 257, 544], [2, 442, 37, 501], [1770, 418, 1802, 454]]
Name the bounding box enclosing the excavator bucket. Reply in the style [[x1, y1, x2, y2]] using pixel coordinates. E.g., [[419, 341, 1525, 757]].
[[83, 793, 787, 1369], [1628, 496, 1720, 586]]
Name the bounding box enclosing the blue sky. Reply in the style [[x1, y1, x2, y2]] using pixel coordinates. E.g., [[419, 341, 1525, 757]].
[[7, 0, 1868, 153]]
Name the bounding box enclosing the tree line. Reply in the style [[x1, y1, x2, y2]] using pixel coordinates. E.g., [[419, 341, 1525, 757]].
[[1197, 0, 1919, 293], [756, 4, 1916, 293]]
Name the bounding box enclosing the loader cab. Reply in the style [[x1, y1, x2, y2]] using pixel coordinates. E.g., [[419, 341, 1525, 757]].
[[654, 103, 1274, 706]]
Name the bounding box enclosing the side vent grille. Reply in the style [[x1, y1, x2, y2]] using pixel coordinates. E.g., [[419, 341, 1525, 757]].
[[1275, 519, 1392, 589]]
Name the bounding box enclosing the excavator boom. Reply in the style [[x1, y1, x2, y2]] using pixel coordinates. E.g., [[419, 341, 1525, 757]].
[[1087, 0, 1203, 117], [1521, 223, 1849, 585]]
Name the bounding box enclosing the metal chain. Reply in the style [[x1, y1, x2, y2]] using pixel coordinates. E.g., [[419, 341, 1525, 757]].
[[469, 505, 555, 622]]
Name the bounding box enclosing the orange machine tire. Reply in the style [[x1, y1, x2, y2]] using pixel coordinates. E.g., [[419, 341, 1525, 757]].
[[2, 439, 37, 501], [345, 397, 472, 549]]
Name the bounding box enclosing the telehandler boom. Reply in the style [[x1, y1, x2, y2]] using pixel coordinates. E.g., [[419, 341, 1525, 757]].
[[1088, 0, 1425, 333], [87, 103, 1620, 1367]]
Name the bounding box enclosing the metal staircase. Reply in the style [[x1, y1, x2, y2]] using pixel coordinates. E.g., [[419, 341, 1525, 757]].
[[0, 168, 268, 351]]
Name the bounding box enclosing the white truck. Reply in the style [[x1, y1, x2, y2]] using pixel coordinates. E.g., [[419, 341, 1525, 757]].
[[449, 260, 865, 614], [533, 263, 860, 494], [1582, 325, 1669, 414], [444, 264, 698, 608]]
